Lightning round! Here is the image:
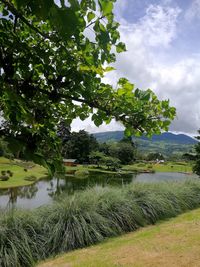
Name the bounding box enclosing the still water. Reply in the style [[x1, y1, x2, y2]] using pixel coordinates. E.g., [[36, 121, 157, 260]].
[[0, 171, 198, 210]]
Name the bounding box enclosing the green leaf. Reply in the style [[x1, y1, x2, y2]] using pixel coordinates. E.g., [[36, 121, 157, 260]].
[[14, 0, 30, 9], [2, 8, 9, 16], [99, 0, 113, 16], [124, 128, 133, 137], [141, 91, 151, 101], [87, 12, 95, 22], [116, 42, 126, 53], [104, 66, 115, 72], [117, 88, 126, 96], [135, 88, 140, 98], [92, 114, 103, 126]]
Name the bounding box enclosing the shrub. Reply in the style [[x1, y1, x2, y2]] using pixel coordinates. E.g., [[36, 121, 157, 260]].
[[74, 170, 89, 177], [147, 165, 153, 169], [7, 170, 13, 177], [1, 170, 6, 176], [0, 175, 9, 181], [24, 176, 37, 182], [137, 163, 145, 167]]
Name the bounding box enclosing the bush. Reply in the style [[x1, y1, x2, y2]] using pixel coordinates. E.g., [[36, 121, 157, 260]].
[[0, 175, 9, 181], [147, 165, 153, 169], [174, 162, 187, 166], [137, 163, 145, 167], [74, 170, 89, 177], [1, 180, 200, 266], [24, 176, 37, 182]]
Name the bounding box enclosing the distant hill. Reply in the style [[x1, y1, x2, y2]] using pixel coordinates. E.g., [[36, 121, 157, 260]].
[[93, 131, 197, 145], [93, 131, 197, 157], [93, 131, 124, 143]]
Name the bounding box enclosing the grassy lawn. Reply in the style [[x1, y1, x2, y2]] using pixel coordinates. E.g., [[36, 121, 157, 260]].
[[65, 165, 133, 174], [122, 161, 193, 173], [66, 161, 193, 175], [38, 208, 200, 267], [0, 157, 47, 189], [152, 162, 193, 172]]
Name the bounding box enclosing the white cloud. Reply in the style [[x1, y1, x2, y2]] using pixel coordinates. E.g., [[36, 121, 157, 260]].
[[71, 117, 124, 133], [110, 4, 181, 87], [134, 4, 181, 47], [149, 59, 200, 133], [72, 2, 200, 135], [185, 0, 200, 21], [109, 3, 200, 134]]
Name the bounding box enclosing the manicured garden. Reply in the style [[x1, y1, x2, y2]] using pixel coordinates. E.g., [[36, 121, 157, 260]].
[[0, 157, 47, 189], [67, 161, 193, 175]]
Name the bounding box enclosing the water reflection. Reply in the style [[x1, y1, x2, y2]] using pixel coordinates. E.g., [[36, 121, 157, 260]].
[[0, 171, 198, 210]]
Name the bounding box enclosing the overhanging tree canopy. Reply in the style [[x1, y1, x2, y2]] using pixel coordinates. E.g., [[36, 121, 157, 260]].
[[0, 0, 176, 173]]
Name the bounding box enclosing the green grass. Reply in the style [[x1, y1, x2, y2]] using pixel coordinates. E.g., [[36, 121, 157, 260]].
[[65, 165, 133, 174], [0, 157, 47, 189], [1, 180, 200, 266], [122, 161, 193, 173], [38, 208, 200, 267], [152, 162, 193, 172]]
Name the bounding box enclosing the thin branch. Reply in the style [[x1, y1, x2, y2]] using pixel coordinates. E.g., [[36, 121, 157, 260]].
[[85, 15, 105, 29], [13, 15, 18, 32]]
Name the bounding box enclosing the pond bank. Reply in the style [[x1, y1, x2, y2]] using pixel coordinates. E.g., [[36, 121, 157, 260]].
[[0, 171, 197, 210]]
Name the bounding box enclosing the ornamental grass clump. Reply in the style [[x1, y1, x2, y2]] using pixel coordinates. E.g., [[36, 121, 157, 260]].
[[0, 211, 45, 267], [41, 190, 114, 255], [1, 180, 200, 266]]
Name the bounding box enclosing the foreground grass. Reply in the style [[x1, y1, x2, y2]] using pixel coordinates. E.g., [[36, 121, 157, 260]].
[[0, 157, 47, 188], [1, 180, 200, 267], [38, 208, 200, 267]]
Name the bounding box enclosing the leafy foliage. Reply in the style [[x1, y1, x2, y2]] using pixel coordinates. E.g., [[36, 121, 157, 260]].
[[109, 141, 136, 164], [62, 130, 98, 163], [0, 0, 176, 173], [146, 152, 165, 161], [89, 137, 136, 165], [89, 150, 105, 166], [100, 155, 121, 170], [193, 129, 200, 175]]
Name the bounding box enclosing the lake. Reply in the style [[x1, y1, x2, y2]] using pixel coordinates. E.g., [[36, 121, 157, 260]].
[[0, 171, 198, 210]]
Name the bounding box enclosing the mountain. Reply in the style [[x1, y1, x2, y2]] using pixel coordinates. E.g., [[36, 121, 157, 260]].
[[93, 131, 124, 143], [93, 131, 197, 157], [93, 131, 197, 145]]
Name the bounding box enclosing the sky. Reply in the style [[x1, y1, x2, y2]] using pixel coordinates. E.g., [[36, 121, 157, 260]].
[[71, 0, 200, 135]]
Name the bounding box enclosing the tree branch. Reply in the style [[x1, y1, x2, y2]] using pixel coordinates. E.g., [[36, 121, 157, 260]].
[[1, 0, 49, 38], [86, 15, 105, 29]]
